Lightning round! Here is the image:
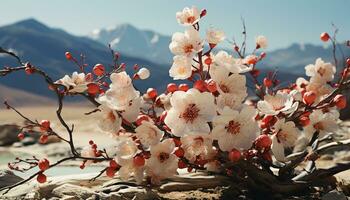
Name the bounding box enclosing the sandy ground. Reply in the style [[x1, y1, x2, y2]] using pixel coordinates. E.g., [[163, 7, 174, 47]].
[[0, 106, 116, 147]]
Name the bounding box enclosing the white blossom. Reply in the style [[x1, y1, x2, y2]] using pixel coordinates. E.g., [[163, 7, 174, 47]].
[[135, 121, 163, 148], [145, 139, 178, 184], [209, 64, 247, 109], [97, 105, 122, 134], [211, 106, 259, 151], [176, 6, 200, 26], [169, 55, 193, 80], [181, 134, 215, 162], [255, 35, 268, 49], [169, 27, 203, 56], [271, 119, 299, 161], [137, 68, 150, 80], [305, 58, 336, 83], [164, 89, 216, 136], [206, 28, 225, 45], [304, 109, 339, 139], [257, 91, 299, 115], [55, 72, 88, 93], [212, 51, 252, 74]]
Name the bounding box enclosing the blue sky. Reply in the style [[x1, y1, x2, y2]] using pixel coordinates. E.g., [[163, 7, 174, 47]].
[[0, 0, 349, 50]]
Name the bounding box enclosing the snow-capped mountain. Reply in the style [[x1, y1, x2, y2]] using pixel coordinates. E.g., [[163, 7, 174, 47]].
[[90, 24, 350, 74], [89, 24, 173, 64]]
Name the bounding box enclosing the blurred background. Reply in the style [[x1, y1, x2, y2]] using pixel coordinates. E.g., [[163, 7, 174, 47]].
[[0, 0, 349, 106]]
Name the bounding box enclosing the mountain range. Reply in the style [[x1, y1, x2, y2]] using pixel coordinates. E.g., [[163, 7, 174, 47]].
[[90, 23, 350, 75], [0, 19, 349, 105]]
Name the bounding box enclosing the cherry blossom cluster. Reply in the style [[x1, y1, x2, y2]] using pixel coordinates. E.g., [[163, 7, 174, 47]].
[[4, 6, 350, 187]]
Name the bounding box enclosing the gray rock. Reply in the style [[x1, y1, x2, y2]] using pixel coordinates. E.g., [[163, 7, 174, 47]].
[[0, 169, 23, 188], [321, 189, 347, 200], [51, 183, 98, 199], [21, 137, 36, 146], [116, 187, 160, 200], [0, 124, 20, 146]]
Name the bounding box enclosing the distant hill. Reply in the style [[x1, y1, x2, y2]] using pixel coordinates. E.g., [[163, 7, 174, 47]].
[[0, 84, 54, 106], [0, 19, 171, 101], [90, 23, 350, 74], [89, 24, 173, 65]]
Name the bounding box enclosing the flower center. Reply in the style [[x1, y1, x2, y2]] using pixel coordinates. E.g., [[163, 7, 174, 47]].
[[313, 122, 324, 130], [219, 84, 230, 93], [276, 130, 287, 143], [181, 104, 200, 123], [184, 44, 194, 53], [186, 16, 196, 24], [317, 67, 326, 76], [193, 136, 204, 148], [158, 152, 170, 163], [226, 120, 241, 135], [108, 111, 116, 121], [177, 66, 187, 75], [273, 104, 285, 111]]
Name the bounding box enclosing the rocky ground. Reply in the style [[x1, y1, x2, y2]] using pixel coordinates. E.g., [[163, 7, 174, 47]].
[[0, 106, 350, 199]]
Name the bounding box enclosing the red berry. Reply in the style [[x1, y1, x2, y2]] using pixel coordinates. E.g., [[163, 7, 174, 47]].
[[228, 149, 241, 162], [85, 73, 93, 82], [206, 79, 217, 93], [65, 52, 72, 60], [174, 147, 185, 157], [167, 83, 178, 93], [39, 134, 48, 144], [133, 155, 145, 167], [347, 58, 350, 66], [260, 52, 266, 59], [178, 160, 187, 169], [147, 88, 158, 99], [303, 91, 317, 105], [255, 135, 272, 150], [245, 56, 258, 65], [106, 167, 116, 178], [37, 173, 47, 183], [178, 84, 189, 92], [261, 115, 277, 128], [200, 9, 207, 18], [234, 45, 239, 52], [40, 120, 51, 131], [194, 80, 207, 92], [263, 78, 273, 88], [136, 115, 151, 126], [38, 159, 50, 171], [133, 64, 139, 71], [204, 57, 212, 65], [25, 67, 34, 75], [173, 138, 182, 147], [120, 63, 126, 69], [87, 83, 100, 95], [109, 160, 119, 169], [93, 64, 105, 76], [187, 167, 193, 172], [89, 140, 94, 145], [17, 132, 25, 140], [334, 94, 347, 109], [250, 69, 260, 77], [320, 32, 330, 42], [262, 151, 272, 162], [299, 116, 310, 127]]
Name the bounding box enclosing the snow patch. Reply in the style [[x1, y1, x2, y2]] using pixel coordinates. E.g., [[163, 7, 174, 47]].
[[110, 37, 120, 47], [150, 34, 159, 44]]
